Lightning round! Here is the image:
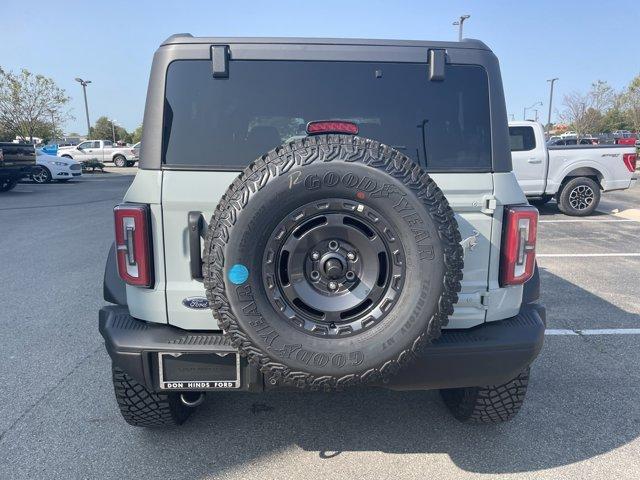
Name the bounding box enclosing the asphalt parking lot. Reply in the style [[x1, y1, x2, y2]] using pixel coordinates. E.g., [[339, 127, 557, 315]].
[[1, 173, 639, 479]]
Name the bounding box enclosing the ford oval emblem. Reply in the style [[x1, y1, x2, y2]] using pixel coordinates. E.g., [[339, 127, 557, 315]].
[[182, 297, 210, 310]]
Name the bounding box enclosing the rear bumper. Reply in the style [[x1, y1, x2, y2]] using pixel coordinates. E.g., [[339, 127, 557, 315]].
[[99, 303, 545, 392]]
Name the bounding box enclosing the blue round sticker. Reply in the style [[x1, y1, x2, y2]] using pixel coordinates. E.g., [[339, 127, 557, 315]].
[[228, 264, 249, 285]]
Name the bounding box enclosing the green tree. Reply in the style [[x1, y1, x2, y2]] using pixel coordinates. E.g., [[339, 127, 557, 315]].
[[623, 74, 640, 133], [90, 116, 132, 143], [132, 124, 143, 143], [0, 67, 71, 142]]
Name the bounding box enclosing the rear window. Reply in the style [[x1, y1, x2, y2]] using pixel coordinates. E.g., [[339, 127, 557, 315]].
[[509, 126, 536, 151], [163, 60, 492, 172]]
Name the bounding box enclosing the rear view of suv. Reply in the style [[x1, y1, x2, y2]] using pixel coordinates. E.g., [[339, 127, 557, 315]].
[[100, 35, 545, 427]]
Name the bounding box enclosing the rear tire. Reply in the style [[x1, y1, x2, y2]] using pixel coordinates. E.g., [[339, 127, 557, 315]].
[[113, 155, 126, 167], [0, 178, 19, 192], [440, 368, 530, 424], [111, 366, 194, 427], [557, 177, 600, 216]]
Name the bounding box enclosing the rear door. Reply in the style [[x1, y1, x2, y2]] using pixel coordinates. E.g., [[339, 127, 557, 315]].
[[160, 57, 497, 330], [509, 125, 546, 195]]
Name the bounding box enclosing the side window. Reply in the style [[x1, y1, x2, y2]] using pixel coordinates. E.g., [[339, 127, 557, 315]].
[[103, 140, 113, 147], [92, 141, 101, 148], [78, 141, 91, 149], [509, 126, 536, 152]]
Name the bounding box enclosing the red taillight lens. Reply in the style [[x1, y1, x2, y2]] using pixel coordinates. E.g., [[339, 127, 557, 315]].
[[306, 120, 359, 135], [500, 206, 538, 286], [623, 153, 637, 173], [114, 204, 153, 287]]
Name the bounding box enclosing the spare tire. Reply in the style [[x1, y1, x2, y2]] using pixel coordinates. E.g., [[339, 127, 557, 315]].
[[203, 135, 463, 390]]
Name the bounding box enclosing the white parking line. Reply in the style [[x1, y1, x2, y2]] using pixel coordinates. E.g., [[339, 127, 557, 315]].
[[537, 253, 640, 257], [546, 329, 640, 335], [539, 218, 639, 223]]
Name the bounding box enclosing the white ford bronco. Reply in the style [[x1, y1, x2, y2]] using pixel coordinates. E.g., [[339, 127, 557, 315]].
[[99, 34, 545, 427]]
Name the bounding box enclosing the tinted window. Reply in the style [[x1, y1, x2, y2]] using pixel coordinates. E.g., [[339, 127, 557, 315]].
[[508, 126, 536, 151], [163, 60, 492, 172], [78, 141, 92, 149]]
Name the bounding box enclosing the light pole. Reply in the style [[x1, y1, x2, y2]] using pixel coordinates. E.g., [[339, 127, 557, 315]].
[[546, 78, 559, 135], [75, 77, 92, 137], [453, 15, 470, 42], [48, 109, 56, 144], [523, 101, 542, 120], [110, 118, 117, 143]]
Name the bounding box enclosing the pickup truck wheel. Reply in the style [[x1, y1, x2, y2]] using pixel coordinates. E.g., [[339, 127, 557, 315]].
[[111, 366, 193, 427], [113, 155, 127, 167], [203, 134, 463, 390], [31, 166, 52, 184], [440, 368, 530, 424], [0, 178, 19, 192], [558, 177, 600, 216]]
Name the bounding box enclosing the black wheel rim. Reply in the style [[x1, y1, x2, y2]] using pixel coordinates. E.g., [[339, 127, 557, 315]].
[[263, 199, 406, 337]]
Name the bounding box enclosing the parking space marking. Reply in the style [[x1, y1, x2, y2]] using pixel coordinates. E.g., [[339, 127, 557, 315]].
[[537, 253, 640, 257], [539, 218, 639, 223], [546, 329, 640, 335]]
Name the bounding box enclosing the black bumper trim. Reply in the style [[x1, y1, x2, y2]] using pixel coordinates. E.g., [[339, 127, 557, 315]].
[[99, 303, 545, 392]]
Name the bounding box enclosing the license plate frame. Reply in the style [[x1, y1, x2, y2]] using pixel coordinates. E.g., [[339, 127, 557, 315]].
[[157, 351, 241, 390]]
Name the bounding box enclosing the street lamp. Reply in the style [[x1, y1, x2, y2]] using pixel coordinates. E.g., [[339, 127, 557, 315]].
[[523, 101, 542, 120], [48, 109, 56, 144], [546, 78, 559, 135], [109, 118, 117, 143], [75, 77, 92, 137], [452, 15, 470, 42]]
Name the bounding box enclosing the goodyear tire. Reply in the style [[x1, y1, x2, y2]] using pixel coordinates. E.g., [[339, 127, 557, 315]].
[[203, 135, 463, 390]]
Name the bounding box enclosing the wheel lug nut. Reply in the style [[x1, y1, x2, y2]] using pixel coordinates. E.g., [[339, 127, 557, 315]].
[[328, 281, 338, 291], [311, 251, 320, 261], [346, 251, 356, 261]]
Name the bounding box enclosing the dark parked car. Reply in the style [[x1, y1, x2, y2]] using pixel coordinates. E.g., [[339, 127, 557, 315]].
[[547, 137, 598, 146], [0, 142, 36, 192]]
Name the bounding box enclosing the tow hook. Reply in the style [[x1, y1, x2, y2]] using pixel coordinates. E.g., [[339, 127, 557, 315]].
[[180, 392, 206, 407]]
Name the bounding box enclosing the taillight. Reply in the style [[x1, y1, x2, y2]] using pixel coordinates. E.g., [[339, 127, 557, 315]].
[[306, 120, 359, 135], [114, 204, 153, 287], [623, 153, 637, 173], [500, 206, 538, 286]]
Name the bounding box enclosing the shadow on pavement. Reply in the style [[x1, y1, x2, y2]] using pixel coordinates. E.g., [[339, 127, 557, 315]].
[[119, 270, 640, 477]]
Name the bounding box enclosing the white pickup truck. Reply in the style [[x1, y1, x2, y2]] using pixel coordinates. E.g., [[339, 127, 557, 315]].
[[509, 121, 637, 215], [57, 140, 137, 167]]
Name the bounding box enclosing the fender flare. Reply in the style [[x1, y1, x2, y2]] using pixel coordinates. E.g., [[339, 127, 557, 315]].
[[557, 161, 609, 189]]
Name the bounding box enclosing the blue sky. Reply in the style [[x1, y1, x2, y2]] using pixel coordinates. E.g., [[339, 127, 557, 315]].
[[2, 0, 638, 134]]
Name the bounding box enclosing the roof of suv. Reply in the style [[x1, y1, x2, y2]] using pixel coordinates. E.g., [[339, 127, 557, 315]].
[[161, 33, 491, 51]]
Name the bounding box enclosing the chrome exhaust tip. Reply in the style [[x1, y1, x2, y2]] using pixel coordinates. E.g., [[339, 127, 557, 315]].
[[180, 392, 205, 408]]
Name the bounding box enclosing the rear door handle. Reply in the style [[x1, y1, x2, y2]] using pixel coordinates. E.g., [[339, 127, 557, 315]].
[[188, 211, 205, 281]]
